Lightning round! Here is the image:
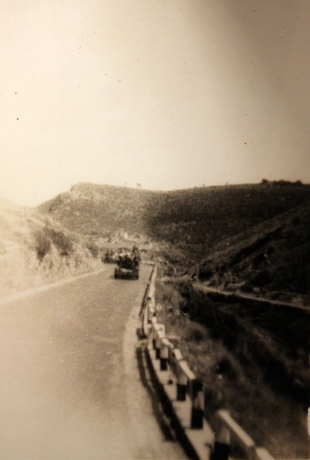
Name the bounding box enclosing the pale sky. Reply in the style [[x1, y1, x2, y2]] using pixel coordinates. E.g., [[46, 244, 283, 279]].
[[1, 0, 310, 206]]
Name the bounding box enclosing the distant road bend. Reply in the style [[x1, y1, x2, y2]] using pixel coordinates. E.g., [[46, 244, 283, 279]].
[[0, 264, 186, 460]]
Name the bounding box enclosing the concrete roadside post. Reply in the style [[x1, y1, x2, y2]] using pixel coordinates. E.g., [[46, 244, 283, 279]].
[[167, 343, 176, 385], [212, 410, 258, 460], [154, 324, 165, 359], [156, 329, 165, 364], [151, 317, 157, 350], [173, 350, 187, 401], [159, 337, 170, 371], [190, 379, 205, 429], [142, 296, 152, 337], [146, 318, 154, 345], [150, 317, 161, 349], [211, 411, 230, 460]]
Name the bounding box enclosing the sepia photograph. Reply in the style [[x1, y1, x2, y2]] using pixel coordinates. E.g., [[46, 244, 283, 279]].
[[0, 1, 309, 459]]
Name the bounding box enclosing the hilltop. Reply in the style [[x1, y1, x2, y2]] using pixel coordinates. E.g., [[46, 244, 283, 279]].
[[0, 199, 101, 297], [38, 183, 156, 238]]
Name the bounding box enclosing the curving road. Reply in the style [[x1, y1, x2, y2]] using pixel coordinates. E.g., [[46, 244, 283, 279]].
[[0, 264, 186, 460]]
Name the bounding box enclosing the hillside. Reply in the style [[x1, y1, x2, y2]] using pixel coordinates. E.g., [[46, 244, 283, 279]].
[[37, 181, 310, 303], [198, 200, 310, 304], [0, 199, 101, 297], [38, 181, 310, 252], [38, 183, 156, 238], [145, 181, 310, 254]]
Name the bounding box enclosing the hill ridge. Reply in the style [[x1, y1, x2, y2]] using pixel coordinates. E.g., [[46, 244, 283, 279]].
[[36, 181, 310, 301], [38, 181, 310, 241]]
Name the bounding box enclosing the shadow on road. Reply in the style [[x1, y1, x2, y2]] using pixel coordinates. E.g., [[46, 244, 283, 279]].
[[135, 343, 176, 443]]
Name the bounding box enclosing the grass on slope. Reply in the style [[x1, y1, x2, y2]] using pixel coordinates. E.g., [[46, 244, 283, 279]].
[[0, 199, 102, 297], [145, 182, 310, 256]]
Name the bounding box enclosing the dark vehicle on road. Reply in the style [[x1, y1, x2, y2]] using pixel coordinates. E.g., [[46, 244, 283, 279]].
[[114, 247, 140, 280]]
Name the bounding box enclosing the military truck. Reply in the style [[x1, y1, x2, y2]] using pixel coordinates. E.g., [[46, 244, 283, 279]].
[[114, 247, 140, 280]]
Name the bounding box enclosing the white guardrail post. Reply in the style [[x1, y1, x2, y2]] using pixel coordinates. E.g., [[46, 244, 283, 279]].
[[190, 378, 205, 429], [172, 350, 187, 401], [155, 328, 165, 360], [160, 337, 171, 371], [177, 359, 204, 430], [212, 410, 274, 460], [211, 410, 231, 460]]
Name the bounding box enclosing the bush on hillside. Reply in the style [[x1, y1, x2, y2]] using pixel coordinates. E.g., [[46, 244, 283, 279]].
[[46, 228, 73, 256], [86, 241, 99, 258], [261, 178, 304, 187], [35, 226, 74, 260], [35, 231, 51, 261]]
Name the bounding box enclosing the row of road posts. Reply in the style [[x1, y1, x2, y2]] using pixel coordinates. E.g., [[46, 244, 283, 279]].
[[141, 265, 275, 460], [151, 318, 205, 430], [142, 267, 205, 432], [151, 278, 206, 432], [147, 315, 275, 460]]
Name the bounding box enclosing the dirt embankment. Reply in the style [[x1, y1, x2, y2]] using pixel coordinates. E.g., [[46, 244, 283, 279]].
[[0, 199, 102, 298]]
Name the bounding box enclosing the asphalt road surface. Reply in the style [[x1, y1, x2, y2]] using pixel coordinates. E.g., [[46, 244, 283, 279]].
[[0, 264, 186, 460]]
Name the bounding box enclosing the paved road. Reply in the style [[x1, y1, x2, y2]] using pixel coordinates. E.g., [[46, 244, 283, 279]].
[[0, 264, 186, 460]]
